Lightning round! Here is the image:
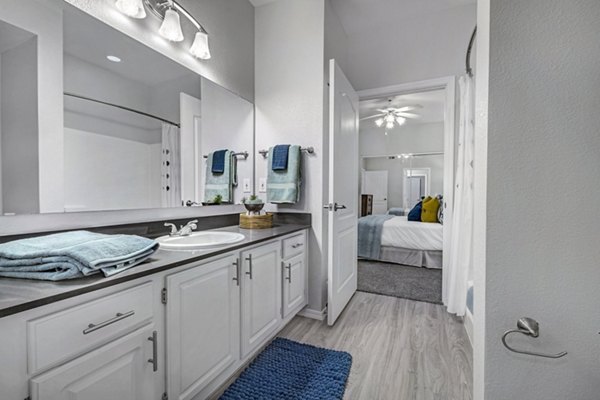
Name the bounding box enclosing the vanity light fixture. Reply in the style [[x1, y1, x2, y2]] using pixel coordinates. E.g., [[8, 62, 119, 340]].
[[115, 0, 146, 18], [115, 0, 211, 59]]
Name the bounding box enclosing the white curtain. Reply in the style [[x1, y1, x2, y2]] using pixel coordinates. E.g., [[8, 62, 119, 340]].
[[443, 75, 475, 316], [161, 123, 182, 208]]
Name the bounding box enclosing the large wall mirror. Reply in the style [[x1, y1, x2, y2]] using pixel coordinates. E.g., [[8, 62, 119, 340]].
[[0, 1, 254, 216]]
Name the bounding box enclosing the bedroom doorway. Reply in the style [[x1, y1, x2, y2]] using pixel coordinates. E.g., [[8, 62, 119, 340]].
[[357, 77, 455, 304]]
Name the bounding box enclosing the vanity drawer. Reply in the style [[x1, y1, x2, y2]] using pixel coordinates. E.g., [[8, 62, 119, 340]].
[[27, 281, 154, 374], [282, 232, 306, 259]]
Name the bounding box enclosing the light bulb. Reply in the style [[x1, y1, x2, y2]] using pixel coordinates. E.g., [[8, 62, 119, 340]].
[[396, 116, 406, 125], [386, 121, 394, 130], [190, 31, 211, 59], [385, 114, 395, 123], [375, 118, 384, 127], [115, 0, 146, 18], [159, 8, 184, 42]]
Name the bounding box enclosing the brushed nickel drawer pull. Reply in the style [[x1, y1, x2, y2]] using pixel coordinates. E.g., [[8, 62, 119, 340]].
[[232, 259, 241, 286], [148, 330, 158, 372], [82, 310, 135, 335], [285, 263, 292, 283], [245, 254, 253, 279], [291, 243, 303, 249]]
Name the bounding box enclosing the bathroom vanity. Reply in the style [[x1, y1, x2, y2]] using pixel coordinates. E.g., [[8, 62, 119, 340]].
[[0, 225, 309, 400]]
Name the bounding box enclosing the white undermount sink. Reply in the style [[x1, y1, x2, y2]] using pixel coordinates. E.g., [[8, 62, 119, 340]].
[[157, 231, 245, 250]]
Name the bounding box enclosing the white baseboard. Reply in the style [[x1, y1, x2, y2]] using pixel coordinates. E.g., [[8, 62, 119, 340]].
[[297, 307, 327, 321], [464, 308, 474, 347]]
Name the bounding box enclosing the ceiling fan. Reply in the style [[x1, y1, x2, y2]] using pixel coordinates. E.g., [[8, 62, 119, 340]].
[[360, 99, 422, 132]]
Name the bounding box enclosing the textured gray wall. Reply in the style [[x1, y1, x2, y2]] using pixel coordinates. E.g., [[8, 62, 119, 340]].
[[484, 0, 600, 398]]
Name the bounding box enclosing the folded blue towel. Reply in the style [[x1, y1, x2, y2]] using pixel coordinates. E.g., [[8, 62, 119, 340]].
[[267, 145, 301, 204], [0, 231, 158, 281], [211, 149, 228, 173], [272, 144, 290, 171]]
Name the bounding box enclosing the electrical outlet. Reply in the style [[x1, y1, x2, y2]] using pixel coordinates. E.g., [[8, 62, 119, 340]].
[[259, 178, 267, 193], [243, 178, 251, 193]]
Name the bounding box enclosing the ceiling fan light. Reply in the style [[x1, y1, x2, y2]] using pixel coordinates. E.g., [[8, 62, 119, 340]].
[[190, 31, 211, 59], [159, 8, 184, 42], [375, 118, 384, 127], [385, 114, 395, 123], [115, 0, 146, 18], [386, 121, 394, 130], [396, 116, 406, 125]]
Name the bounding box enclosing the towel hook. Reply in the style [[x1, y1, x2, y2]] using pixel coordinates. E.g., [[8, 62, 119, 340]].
[[501, 317, 567, 359]]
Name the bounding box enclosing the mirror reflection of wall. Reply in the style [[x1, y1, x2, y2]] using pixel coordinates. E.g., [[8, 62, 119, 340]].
[[0, 1, 254, 215], [0, 21, 39, 216], [359, 90, 445, 215]]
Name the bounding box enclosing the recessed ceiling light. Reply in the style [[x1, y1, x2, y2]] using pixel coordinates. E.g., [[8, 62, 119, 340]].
[[106, 55, 122, 63]]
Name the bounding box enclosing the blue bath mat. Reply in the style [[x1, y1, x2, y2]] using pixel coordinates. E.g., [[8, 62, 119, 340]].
[[220, 338, 352, 400]]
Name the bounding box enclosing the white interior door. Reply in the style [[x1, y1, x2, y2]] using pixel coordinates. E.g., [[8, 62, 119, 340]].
[[327, 59, 359, 326], [180, 93, 202, 204], [361, 170, 388, 214]]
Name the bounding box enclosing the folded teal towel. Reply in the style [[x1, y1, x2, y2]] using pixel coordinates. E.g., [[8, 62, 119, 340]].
[[0, 231, 158, 281], [267, 145, 301, 204], [205, 150, 234, 203]]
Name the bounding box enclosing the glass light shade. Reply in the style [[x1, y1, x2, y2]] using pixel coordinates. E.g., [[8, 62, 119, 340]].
[[190, 31, 211, 59], [385, 114, 395, 123], [159, 9, 184, 42], [386, 122, 394, 129], [396, 116, 406, 125], [115, 0, 146, 18], [375, 118, 384, 127]]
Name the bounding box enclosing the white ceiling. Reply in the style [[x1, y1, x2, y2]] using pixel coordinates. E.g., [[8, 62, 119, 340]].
[[63, 5, 193, 87], [359, 89, 445, 126], [330, 0, 475, 36]]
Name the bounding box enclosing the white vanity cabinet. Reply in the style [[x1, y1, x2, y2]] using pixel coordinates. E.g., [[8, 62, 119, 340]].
[[240, 241, 282, 357], [165, 253, 240, 400], [0, 229, 308, 400], [30, 324, 157, 400], [281, 231, 308, 319]]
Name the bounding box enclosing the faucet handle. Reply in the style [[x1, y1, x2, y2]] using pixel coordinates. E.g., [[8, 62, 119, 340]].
[[164, 223, 178, 235]]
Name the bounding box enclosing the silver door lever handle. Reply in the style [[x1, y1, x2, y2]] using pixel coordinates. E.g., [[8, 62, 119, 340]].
[[501, 317, 567, 359]]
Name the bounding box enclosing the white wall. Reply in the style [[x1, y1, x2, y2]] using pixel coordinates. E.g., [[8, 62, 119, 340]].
[[345, 4, 476, 91], [64, 128, 161, 211], [255, 0, 327, 313], [1, 37, 39, 215], [481, 0, 600, 398]]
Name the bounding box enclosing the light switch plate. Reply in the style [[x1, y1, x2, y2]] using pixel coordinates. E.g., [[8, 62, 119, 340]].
[[259, 178, 267, 193], [243, 178, 251, 193]]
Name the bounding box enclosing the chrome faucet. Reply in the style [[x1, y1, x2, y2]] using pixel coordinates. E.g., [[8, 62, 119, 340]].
[[164, 220, 198, 236]]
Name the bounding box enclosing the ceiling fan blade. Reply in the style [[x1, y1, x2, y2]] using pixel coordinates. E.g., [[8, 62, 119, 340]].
[[360, 113, 385, 121], [394, 106, 417, 112], [396, 112, 421, 119]]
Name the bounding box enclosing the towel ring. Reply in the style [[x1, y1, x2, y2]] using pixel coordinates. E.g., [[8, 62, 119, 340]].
[[501, 317, 567, 359]]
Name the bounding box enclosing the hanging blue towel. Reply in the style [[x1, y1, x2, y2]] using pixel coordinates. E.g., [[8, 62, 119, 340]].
[[0, 231, 158, 281], [272, 144, 290, 170], [211, 149, 228, 173]]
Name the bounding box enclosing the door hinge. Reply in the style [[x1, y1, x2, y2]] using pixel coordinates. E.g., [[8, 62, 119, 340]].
[[161, 288, 168, 305], [162, 393, 168, 400]]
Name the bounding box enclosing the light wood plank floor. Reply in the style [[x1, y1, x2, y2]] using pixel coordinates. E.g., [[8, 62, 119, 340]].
[[278, 291, 473, 400]]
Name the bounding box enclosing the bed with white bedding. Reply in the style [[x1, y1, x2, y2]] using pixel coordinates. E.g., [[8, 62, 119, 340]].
[[358, 215, 443, 269]]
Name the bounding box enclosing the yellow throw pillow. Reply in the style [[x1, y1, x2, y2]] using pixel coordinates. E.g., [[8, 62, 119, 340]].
[[421, 196, 440, 223]]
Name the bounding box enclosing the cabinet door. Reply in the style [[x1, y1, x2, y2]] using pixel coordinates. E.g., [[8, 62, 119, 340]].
[[166, 254, 240, 400], [241, 242, 281, 357], [282, 252, 307, 318], [30, 325, 156, 400]]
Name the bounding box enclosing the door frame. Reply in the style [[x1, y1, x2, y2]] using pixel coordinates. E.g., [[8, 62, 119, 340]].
[[358, 76, 456, 271], [402, 167, 431, 208]]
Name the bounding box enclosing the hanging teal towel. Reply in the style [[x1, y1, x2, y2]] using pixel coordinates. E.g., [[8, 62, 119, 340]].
[[205, 150, 233, 203], [0, 231, 158, 281], [267, 145, 301, 204]]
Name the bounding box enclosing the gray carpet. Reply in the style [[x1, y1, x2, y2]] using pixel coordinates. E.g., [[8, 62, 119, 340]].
[[358, 260, 442, 304]]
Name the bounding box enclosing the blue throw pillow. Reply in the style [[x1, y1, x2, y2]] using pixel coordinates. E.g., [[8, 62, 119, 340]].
[[407, 201, 422, 221]]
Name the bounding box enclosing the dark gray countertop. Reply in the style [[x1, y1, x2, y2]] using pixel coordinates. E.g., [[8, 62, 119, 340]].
[[0, 224, 309, 318]]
